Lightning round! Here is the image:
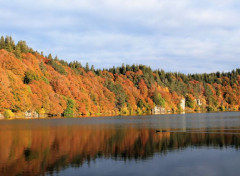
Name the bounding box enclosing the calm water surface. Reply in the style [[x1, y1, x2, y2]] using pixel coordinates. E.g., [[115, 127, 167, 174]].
[[0, 112, 240, 176]]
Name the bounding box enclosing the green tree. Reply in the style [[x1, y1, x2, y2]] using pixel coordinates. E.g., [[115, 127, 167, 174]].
[[0, 36, 5, 49], [85, 62, 89, 72], [121, 63, 126, 74], [185, 95, 194, 109], [5, 36, 14, 52], [137, 99, 144, 108], [48, 59, 67, 75], [16, 40, 29, 53], [91, 65, 95, 72], [23, 71, 40, 84], [104, 80, 127, 109], [39, 62, 46, 72], [14, 45, 22, 59], [153, 92, 165, 107], [204, 84, 212, 96], [63, 99, 75, 117], [48, 54, 53, 60]]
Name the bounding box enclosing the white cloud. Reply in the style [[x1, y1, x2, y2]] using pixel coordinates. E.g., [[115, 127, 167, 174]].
[[0, 0, 240, 73]]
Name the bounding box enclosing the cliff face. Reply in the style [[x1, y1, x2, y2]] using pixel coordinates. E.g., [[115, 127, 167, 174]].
[[0, 43, 240, 118]]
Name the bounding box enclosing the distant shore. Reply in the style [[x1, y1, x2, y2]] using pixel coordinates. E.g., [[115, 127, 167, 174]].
[[1, 110, 239, 120]]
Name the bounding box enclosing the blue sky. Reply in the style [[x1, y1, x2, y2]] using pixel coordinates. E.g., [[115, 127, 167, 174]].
[[1, 0, 240, 73]]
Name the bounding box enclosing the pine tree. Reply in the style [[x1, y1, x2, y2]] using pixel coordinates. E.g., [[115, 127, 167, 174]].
[[47, 54, 53, 60], [116, 67, 120, 74], [16, 40, 29, 53], [153, 91, 165, 107], [85, 62, 89, 72], [63, 99, 75, 117], [14, 45, 22, 59], [0, 36, 5, 49], [9, 36, 15, 49], [121, 63, 126, 74], [155, 70, 161, 85], [91, 65, 95, 72], [5, 36, 13, 52]]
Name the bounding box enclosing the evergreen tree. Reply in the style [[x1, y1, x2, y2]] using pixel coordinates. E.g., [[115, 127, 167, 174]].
[[121, 63, 126, 74], [116, 67, 120, 74], [14, 45, 22, 59], [91, 65, 95, 72], [126, 64, 130, 71], [9, 36, 15, 49], [185, 95, 194, 108], [16, 40, 29, 53], [153, 91, 165, 107], [48, 54, 53, 60], [63, 99, 75, 117], [5, 36, 13, 52], [85, 62, 89, 72], [54, 55, 59, 60], [0, 36, 5, 49]]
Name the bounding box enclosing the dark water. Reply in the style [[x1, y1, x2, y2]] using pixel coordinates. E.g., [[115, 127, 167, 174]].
[[1, 112, 240, 176]]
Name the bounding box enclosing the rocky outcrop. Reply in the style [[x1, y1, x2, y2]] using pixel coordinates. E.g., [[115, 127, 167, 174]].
[[0, 113, 4, 119], [152, 106, 166, 114]]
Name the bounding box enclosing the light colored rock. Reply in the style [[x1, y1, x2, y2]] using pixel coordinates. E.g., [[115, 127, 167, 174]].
[[25, 111, 39, 118], [32, 111, 39, 118], [196, 99, 202, 106], [152, 106, 165, 114], [0, 113, 4, 119], [180, 98, 185, 111]]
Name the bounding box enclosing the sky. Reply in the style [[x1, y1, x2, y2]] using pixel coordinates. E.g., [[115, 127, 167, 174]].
[[0, 0, 240, 73]]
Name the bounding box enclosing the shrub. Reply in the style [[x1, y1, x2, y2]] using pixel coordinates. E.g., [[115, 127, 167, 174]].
[[153, 92, 165, 107], [4, 109, 14, 119], [63, 99, 75, 117], [23, 70, 39, 84], [49, 60, 67, 75]]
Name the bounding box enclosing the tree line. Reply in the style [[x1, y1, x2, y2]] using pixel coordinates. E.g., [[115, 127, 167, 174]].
[[0, 36, 240, 118]]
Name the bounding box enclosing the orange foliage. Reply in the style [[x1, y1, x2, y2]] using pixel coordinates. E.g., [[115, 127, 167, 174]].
[[0, 48, 240, 116]]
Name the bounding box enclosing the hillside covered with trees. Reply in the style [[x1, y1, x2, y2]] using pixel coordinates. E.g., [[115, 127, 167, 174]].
[[0, 36, 240, 118]]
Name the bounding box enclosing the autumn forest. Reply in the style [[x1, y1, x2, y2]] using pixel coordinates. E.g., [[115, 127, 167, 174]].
[[0, 36, 240, 118]]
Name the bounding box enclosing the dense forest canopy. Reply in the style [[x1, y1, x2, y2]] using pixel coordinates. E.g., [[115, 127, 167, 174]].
[[0, 36, 240, 118]]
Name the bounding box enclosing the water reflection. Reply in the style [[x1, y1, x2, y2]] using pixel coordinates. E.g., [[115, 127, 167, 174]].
[[0, 119, 240, 176], [0, 113, 239, 175]]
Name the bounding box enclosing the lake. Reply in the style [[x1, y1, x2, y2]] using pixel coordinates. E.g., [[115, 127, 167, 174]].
[[0, 112, 240, 176]]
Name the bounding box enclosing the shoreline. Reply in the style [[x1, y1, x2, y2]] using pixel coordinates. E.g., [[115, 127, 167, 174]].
[[0, 110, 239, 120]]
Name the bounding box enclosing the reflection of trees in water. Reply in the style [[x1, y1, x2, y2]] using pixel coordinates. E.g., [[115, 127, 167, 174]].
[[0, 126, 240, 175]]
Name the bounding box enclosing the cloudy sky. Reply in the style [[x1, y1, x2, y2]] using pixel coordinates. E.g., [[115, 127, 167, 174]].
[[1, 0, 240, 73]]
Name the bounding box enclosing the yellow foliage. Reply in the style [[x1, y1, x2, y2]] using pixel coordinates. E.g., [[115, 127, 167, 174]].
[[164, 87, 169, 93], [39, 108, 45, 114], [121, 104, 129, 115], [4, 109, 14, 119], [137, 107, 143, 114]]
